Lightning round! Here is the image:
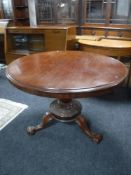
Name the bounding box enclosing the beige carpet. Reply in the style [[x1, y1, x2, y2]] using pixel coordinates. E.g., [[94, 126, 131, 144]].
[[0, 98, 28, 131]]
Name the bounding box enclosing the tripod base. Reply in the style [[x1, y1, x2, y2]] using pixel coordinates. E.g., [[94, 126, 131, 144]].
[[27, 99, 103, 144]]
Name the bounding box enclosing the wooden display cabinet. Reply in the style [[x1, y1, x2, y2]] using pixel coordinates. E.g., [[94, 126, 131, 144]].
[[12, 0, 29, 26], [0, 0, 29, 26], [5, 26, 76, 64]]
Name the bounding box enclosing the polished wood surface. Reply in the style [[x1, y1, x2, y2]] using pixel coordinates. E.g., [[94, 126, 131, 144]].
[[6, 51, 127, 143], [79, 39, 131, 49], [78, 39, 131, 56], [6, 51, 127, 99]]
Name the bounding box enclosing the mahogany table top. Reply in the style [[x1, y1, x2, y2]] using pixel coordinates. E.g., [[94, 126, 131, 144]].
[[6, 51, 127, 99]]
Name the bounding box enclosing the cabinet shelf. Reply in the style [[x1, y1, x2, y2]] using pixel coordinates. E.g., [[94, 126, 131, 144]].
[[15, 5, 28, 8], [13, 0, 29, 26], [15, 17, 29, 20], [9, 50, 39, 55]]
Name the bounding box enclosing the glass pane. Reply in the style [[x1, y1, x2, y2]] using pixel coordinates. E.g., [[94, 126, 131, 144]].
[[111, 0, 131, 24], [86, 0, 106, 23], [36, 0, 54, 24], [11, 34, 28, 51], [29, 35, 45, 52], [2, 0, 13, 19], [57, 0, 79, 24]]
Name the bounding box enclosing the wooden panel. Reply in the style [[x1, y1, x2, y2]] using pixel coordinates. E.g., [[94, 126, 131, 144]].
[[7, 28, 44, 34], [81, 29, 104, 36], [79, 45, 131, 57], [67, 27, 76, 40], [44, 29, 67, 51], [5, 53, 26, 64], [66, 27, 76, 50]]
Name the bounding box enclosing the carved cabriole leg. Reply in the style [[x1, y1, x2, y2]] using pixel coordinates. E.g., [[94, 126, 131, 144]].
[[27, 112, 55, 135], [75, 115, 103, 144], [27, 99, 103, 143]]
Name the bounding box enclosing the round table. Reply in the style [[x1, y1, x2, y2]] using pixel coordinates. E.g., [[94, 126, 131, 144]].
[[6, 51, 127, 143], [78, 39, 131, 57]]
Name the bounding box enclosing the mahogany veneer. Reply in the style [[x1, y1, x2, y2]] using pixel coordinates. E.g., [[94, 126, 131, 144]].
[[6, 51, 127, 143]]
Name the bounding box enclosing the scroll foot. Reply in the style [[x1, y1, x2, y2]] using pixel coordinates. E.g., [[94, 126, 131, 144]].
[[27, 112, 55, 135], [75, 115, 103, 143]]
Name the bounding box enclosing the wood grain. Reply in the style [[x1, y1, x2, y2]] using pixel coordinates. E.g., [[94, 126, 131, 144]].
[[6, 51, 127, 99]]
